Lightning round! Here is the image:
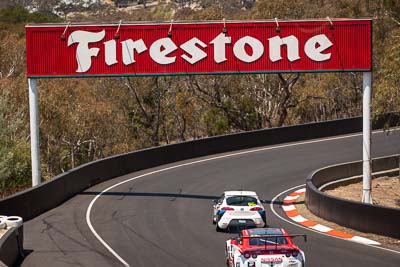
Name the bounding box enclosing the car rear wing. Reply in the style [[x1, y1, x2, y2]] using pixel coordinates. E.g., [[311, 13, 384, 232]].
[[232, 234, 307, 250], [240, 234, 307, 242]]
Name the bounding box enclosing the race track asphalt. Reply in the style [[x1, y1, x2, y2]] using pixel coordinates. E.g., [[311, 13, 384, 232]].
[[20, 130, 400, 267]]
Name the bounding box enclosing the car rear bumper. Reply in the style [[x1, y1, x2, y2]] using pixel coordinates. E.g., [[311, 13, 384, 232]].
[[218, 218, 265, 229]]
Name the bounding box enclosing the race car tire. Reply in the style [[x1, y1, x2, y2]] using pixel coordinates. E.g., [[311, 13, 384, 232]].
[[216, 214, 223, 231], [261, 213, 267, 224], [5, 216, 23, 228]]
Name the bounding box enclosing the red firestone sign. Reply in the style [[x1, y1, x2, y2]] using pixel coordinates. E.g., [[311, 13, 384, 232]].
[[26, 19, 371, 78]]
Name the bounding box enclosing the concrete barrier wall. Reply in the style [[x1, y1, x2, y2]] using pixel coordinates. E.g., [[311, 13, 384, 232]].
[[0, 116, 372, 221], [305, 155, 400, 238], [0, 226, 23, 267], [1, 114, 398, 221]]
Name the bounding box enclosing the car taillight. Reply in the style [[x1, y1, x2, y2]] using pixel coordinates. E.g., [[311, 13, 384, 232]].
[[243, 252, 250, 259], [250, 207, 262, 211], [284, 250, 299, 257], [222, 207, 234, 211]]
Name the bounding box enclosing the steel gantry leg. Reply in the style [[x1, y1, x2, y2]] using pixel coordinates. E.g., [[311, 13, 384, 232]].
[[362, 72, 373, 204], [28, 78, 41, 186]]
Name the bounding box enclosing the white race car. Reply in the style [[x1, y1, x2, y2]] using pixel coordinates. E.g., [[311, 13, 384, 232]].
[[225, 228, 306, 267], [212, 191, 267, 231]]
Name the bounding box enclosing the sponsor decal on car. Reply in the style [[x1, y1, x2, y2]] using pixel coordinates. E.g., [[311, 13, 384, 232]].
[[260, 257, 283, 263]]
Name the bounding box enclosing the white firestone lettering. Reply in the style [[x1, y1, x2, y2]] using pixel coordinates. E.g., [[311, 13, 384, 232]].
[[68, 30, 335, 73], [104, 40, 117, 66], [150, 38, 178, 65], [304, 34, 333, 61], [233, 36, 264, 63], [68, 30, 105, 72], [210, 33, 232, 63], [121, 39, 147, 65], [180, 37, 207, 64], [268, 35, 301, 62]]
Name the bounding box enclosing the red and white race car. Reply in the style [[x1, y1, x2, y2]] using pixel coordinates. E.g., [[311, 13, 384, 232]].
[[225, 228, 306, 267], [213, 191, 267, 231]]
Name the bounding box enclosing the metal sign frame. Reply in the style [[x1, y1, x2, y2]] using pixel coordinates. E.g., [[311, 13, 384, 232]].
[[26, 19, 372, 78], [26, 18, 373, 203]]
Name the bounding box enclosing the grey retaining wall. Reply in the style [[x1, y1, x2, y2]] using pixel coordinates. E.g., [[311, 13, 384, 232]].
[[0, 226, 23, 267], [1, 115, 379, 221], [305, 155, 400, 238]]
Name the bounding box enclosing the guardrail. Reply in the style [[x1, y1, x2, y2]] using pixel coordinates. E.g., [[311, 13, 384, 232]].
[[305, 154, 400, 239]]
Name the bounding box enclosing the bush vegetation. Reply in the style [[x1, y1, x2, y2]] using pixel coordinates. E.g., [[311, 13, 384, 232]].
[[0, 0, 399, 197]]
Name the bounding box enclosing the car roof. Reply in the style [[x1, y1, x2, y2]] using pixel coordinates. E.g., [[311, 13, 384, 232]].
[[245, 228, 284, 236], [224, 191, 258, 196]]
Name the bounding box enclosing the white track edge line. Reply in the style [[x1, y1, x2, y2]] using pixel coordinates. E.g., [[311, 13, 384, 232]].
[[86, 193, 130, 267], [87, 129, 399, 265], [270, 184, 400, 255]]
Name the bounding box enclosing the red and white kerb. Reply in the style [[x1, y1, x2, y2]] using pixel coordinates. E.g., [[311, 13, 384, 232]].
[[282, 188, 380, 246]]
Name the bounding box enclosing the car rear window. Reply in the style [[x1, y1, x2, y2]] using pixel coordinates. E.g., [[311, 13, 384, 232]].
[[249, 236, 288, 246], [226, 196, 258, 206]]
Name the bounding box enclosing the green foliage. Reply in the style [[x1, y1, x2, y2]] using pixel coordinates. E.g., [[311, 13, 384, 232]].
[[0, 88, 31, 196], [203, 108, 229, 136], [0, 142, 31, 196], [373, 28, 400, 114], [251, 0, 309, 19], [0, 5, 60, 36], [0, 6, 60, 24]]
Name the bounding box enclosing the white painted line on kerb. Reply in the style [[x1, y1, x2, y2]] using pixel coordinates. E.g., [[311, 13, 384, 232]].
[[284, 195, 300, 201], [86, 129, 399, 266], [295, 188, 306, 193], [270, 184, 400, 256], [311, 224, 333, 232], [282, 205, 296, 211], [290, 215, 308, 223]]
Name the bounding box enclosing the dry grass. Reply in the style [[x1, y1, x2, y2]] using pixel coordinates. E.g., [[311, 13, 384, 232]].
[[325, 176, 400, 208]]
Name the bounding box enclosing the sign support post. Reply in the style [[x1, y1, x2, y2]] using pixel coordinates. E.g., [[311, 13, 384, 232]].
[[362, 72, 372, 204], [28, 78, 41, 186]]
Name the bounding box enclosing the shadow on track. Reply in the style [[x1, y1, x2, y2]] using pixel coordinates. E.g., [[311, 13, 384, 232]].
[[80, 191, 284, 207], [80, 191, 219, 200]]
